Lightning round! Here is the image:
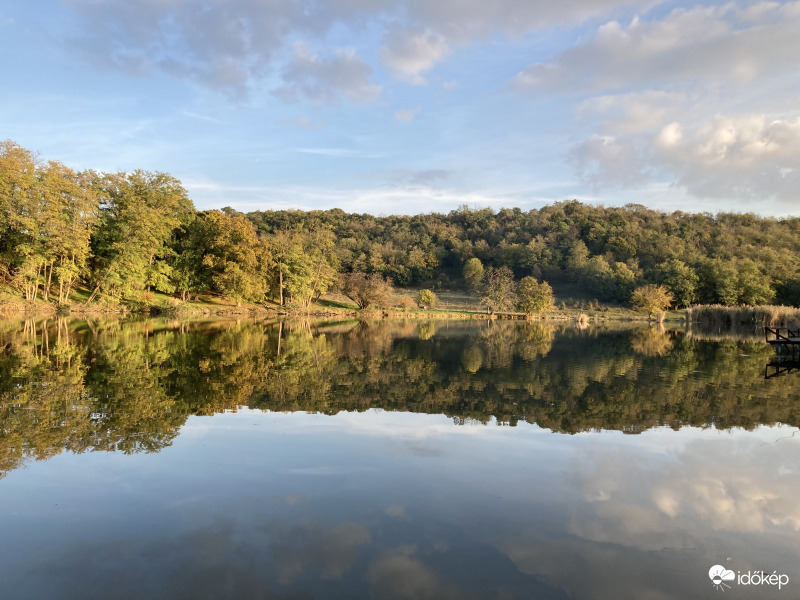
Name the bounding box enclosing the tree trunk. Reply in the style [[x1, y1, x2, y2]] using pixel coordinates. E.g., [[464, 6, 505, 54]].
[[64, 275, 74, 303], [86, 283, 102, 304], [44, 261, 53, 301], [278, 265, 284, 306], [32, 262, 42, 302]]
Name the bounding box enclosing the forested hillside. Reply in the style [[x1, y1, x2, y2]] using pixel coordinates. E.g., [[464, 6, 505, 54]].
[[2, 140, 799, 308]]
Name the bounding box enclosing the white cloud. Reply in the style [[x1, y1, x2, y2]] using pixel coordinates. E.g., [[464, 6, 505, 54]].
[[180, 110, 221, 124], [182, 176, 527, 215], [367, 546, 460, 600], [512, 3, 800, 92], [59, 0, 656, 96], [381, 29, 448, 84], [654, 114, 800, 202], [573, 433, 800, 538], [274, 42, 381, 104], [576, 91, 690, 135], [402, 0, 658, 39], [571, 113, 800, 203], [531, 2, 800, 206]]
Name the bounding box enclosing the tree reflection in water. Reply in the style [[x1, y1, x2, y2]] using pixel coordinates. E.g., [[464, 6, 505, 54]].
[[0, 317, 795, 477]]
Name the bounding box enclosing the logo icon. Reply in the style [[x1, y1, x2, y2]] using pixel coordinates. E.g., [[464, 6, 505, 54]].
[[709, 565, 736, 591]]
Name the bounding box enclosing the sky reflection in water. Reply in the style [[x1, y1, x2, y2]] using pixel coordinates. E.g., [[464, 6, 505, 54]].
[[0, 320, 798, 599]]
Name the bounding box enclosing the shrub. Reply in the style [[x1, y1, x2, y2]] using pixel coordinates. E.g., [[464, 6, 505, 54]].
[[416, 289, 437, 309], [342, 272, 394, 309], [396, 296, 417, 311]]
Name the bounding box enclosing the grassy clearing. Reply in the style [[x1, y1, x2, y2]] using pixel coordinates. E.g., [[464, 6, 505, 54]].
[[0, 284, 749, 326]]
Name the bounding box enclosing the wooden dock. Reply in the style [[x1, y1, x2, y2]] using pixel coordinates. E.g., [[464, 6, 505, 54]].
[[765, 327, 800, 378], [765, 327, 800, 346]]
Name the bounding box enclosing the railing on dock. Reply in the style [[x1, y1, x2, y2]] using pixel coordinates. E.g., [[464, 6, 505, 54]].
[[765, 327, 800, 345]]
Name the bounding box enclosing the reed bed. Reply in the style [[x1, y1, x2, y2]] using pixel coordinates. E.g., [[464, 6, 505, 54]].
[[687, 304, 800, 334]]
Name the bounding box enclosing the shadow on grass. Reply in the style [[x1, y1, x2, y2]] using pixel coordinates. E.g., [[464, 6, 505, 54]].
[[317, 298, 358, 310]]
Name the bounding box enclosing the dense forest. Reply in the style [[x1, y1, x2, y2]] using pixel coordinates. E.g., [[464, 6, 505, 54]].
[[2, 140, 799, 309], [1, 318, 797, 478]]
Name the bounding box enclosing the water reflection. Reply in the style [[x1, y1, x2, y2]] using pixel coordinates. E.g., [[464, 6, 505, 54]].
[[0, 317, 796, 478], [765, 357, 800, 379], [1, 317, 799, 598], [1, 408, 797, 599]]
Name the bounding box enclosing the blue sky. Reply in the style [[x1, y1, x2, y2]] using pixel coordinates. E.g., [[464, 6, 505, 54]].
[[1, 0, 799, 216]]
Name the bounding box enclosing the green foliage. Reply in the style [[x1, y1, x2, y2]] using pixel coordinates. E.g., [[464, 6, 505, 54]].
[[187, 211, 273, 304], [88, 170, 194, 301], [565, 240, 590, 279], [462, 257, 484, 290], [481, 266, 516, 312], [0, 141, 791, 311], [697, 258, 774, 306], [268, 229, 339, 307], [516, 276, 554, 314], [630, 284, 673, 317], [416, 289, 437, 308], [736, 259, 773, 305], [659, 259, 698, 307], [775, 278, 800, 307], [0, 142, 98, 302]]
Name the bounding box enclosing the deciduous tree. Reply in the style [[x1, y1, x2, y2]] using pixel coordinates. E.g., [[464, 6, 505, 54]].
[[416, 289, 437, 308], [189, 210, 273, 305], [516, 277, 554, 314], [342, 272, 394, 309], [463, 257, 484, 290], [87, 171, 194, 302], [481, 266, 516, 312], [630, 284, 673, 318]]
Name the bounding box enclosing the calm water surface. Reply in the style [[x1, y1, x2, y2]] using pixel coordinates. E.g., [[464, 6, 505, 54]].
[[0, 318, 798, 599]]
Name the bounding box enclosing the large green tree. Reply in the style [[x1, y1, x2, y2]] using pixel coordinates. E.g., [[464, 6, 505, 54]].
[[481, 266, 516, 312], [1, 141, 41, 299], [87, 171, 194, 302], [659, 259, 698, 307], [188, 210, 273, 305], [0, 143, 97, 302], [463, 257, 485, 290], [266, 228, 339, 308], [516, 277, 554, 314]]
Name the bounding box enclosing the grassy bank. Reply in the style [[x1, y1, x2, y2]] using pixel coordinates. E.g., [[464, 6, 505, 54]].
[[9, 286, 797, 328]]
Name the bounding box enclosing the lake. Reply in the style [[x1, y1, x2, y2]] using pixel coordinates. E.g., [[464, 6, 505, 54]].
[[0, 318, 797, 599]]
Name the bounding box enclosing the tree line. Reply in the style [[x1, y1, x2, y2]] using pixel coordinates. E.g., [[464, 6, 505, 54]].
[[2, 140, 798, 309]]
